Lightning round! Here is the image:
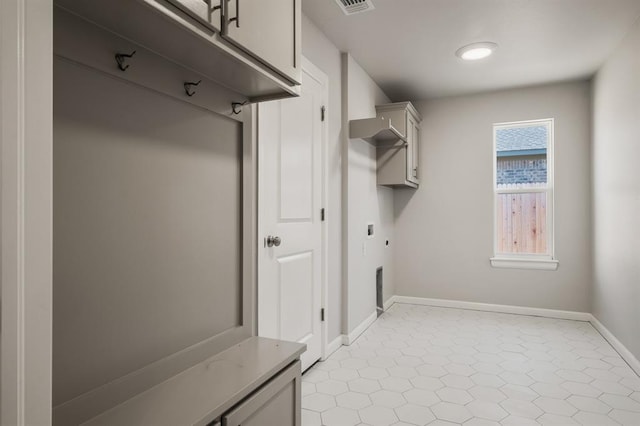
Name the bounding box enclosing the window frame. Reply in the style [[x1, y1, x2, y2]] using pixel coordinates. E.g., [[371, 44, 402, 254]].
[[491, 118, 558, 270]]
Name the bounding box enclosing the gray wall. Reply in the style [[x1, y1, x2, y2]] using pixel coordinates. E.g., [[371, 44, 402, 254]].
[[344, 54, 394, 333], [301, 14, 344, 340], [53, 60, 243, 404], [302, 19, 396, 337], [394, 81, 592, 312], [592, 20, 640, 360]]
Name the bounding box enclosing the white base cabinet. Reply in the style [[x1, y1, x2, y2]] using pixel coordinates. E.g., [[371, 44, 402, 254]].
[[375, 102, 422, 188]]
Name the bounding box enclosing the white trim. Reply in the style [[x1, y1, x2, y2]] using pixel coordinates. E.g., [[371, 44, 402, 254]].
[[257, 56, 330, 365], [492, 118, 555, 261], [323, 336, 344, 360], [1, 0, 53, 424], [383, 295, 397, 311], [494, 118, 556, 127], [393, 296, 591, 322], [300, 56, 331, 362], [342, 311, 377, 346], [589, 315, 640, 376], [490, 257, 559, 271], [495, 187, 547, 195]]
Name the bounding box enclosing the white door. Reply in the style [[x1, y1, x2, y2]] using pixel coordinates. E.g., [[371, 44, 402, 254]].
[[258, 58, 326, 371]]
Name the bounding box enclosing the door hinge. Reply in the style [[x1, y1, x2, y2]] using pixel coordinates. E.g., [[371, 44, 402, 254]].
[[321, 308, 325, 322], [321, 106, 326, 122], [321, 208, 325, 221]]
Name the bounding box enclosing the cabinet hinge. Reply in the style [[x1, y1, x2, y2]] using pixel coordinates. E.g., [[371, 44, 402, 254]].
[[321, 308, 325, 322], [321, 106, 326, 122], [321, 208, 325, 221]]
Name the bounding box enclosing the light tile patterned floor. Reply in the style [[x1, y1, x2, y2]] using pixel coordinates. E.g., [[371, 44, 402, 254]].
[[302, 303, 640, 426]]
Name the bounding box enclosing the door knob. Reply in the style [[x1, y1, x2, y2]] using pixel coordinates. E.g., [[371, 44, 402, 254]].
[[266, 235, 281, 247]]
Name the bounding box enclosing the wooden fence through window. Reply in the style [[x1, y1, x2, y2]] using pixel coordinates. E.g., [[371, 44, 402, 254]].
[[496, 192, 547, 254]]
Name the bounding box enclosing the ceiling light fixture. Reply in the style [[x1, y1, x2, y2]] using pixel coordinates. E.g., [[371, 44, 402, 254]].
[[456, 42, 498, 61]]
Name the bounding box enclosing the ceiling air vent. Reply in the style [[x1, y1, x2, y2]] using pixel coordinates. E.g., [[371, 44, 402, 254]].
[[335, 0, 375, 15]]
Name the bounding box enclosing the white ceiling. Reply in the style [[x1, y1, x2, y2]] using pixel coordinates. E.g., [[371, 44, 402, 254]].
[[302, 0, 640, 100]]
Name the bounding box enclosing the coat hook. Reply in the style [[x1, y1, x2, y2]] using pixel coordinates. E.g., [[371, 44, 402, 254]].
[[115, 50, 136, 71], [209, 3, 221, 14], [232, 101, 248, 115], [184, 80, 202, 97]]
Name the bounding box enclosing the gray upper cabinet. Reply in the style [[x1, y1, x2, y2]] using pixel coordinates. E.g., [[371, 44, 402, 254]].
[[167, 0, 223, 32], [375, 102, 422, 188], [222, 0, 301, 85], [54, 0, 301, 101]]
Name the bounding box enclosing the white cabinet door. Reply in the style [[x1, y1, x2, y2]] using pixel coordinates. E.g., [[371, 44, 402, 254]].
[[258, 59, 326, 371], [223, 0, 300, 84]]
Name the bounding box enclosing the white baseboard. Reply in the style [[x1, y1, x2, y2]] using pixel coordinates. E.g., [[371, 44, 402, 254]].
[[342, 311, 377, 346], [383, 295, 397, 311], [589, 314, 640, 376], [323, 335, 343, 360], [393, 295, 592, 322]]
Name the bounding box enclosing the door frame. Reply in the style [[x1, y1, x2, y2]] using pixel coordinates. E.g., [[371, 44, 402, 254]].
[[257, 56, 330, 363], [1, 0, 54, 424]]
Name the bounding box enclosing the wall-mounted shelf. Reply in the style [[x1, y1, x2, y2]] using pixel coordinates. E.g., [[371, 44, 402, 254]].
[[349, 116, 405, 145], [54, 0, 301, 102]]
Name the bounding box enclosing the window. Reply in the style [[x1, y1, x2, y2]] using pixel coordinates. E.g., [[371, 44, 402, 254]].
[[491, 119, 558, 270]]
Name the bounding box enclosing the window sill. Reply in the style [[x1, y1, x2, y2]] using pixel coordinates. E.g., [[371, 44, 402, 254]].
[[490, 257, 559, 271]]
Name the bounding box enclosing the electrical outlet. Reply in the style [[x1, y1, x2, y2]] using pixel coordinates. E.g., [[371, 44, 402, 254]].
[[367, 223, 374, 239]]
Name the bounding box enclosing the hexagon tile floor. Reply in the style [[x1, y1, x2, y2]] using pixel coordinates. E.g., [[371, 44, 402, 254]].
[[301, 303, 640, 426]]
